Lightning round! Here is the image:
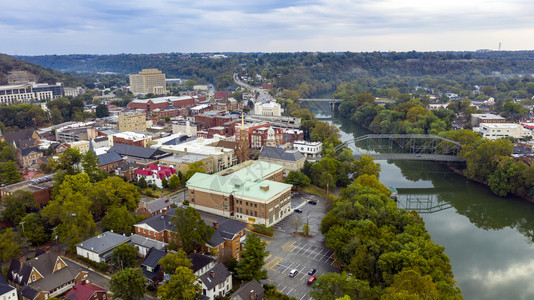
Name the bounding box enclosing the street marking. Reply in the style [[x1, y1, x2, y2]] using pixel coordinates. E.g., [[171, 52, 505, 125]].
[[282, 240, 296, 252], [261, 238, 271, 245], [265, 256, 283, 270], [264, 254, 272, 262]]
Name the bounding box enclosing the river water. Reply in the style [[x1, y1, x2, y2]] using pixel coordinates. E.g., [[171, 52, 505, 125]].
[[301, 101, 534, 300]]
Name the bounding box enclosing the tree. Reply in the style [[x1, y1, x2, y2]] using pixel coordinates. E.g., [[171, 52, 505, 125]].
[[0, 161, 22, 185], [102, 206, 136, 234], [290, 216, 302, 233], [81, 150, 107, 183], [0, 228, 20, 262], [353, 154, 381, 179], [168, 174, 180, 189], [157, 266, 201, 300], [302, 224, 310, 236], [56, 147, 82, 174], [88, 177, 141, 216], [111, 244, 138, 270], [18, 213, 50, 245], [161, 176, 168, 188], [311, 121, 341, 142], [235, 234, 269, 281], [138, 177, 147, 188], [109, 268, 146, 300], [310, 272, 376, 300], [170, 207, 214, 254], [95, 104, 109, 118], [284, 171, 311, 188], [0, 190, 39, 226], [159, 249, 192, 275], [382, 268, 439, 300], [182, 161, 206, 184]]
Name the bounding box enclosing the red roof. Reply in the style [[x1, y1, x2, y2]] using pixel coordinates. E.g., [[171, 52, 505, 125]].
[[135, 169, 152, 176], [522, 123, 534, 129], [65, 282, 107, 300]]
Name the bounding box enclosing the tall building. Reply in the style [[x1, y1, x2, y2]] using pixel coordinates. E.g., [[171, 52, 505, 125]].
[[235, 115, 249, 163], [118, 112, 147, 132], [129, 69, 168, 96]]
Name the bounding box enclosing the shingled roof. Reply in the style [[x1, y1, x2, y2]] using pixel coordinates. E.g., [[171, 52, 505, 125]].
[[199, 263, 231, 290], [259, 146, 305, 162], [109, 144, 171, 160], [97, 151, 123, 166]]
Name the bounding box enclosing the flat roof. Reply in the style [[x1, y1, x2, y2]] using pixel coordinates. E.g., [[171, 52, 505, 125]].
[[161, 153, 211, 164], [481, 123, 523, 128]]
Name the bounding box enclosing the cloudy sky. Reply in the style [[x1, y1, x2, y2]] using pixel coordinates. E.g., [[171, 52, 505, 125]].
[[1, 0, 534, 55]]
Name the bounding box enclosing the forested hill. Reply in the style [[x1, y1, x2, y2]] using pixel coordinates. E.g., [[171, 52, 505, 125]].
[[16, 51, 534, 92], [0, 53, 85, 87]]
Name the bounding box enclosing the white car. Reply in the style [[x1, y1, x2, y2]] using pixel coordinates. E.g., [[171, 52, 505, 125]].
[[289, 269, 298, 277]]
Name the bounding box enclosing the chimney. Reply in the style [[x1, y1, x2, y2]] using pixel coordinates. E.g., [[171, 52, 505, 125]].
[[250, 290, 255, 300], [166, 195, 170, 203], [184, 148, 187, 153], [210, 271, 215, 278], [19, 257, 26, 264], [260, 184, 270, 192], [213, 221, 219, 229], [162, 209, 167, 216]]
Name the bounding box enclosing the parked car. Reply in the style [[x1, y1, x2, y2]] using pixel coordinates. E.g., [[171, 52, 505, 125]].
[[308, 200, 317, 205], [307, 268, 317, 275], [294, 208, 303, 213], [307, 276, 317, 285], [289, 269, 299, 277]]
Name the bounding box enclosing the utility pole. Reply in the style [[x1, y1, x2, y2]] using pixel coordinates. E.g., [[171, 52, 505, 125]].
[[20, 221, 25, 233]]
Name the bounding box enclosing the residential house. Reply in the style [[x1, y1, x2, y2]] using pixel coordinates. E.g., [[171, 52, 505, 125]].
[[134, 165, 176, 188], [2, 129, 40, 149], [258, 147, 306, 177], [17, 147, 43, 169], [231, 280, 265, 300], [0, 273, 17, 300], [129, 235, 166, 257], [134, 208, 176, 243], [76, 232, 131, 263], [97, 152, 123, 173], [64, 282, 108, 300], [141, 248, 166, 286], [114, 160, 139, 182], [198, 264, 232, 300], [7, 251, 88, 300], [136, 197, 174, 217], [189, 254, 215, 277]]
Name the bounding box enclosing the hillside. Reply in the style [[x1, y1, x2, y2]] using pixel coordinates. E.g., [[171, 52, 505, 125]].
[[0, 53, 84, 87]]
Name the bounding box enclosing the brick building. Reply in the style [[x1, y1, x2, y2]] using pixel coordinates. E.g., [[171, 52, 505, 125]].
[[250, 127, 283, 149], [127, 96, 195, 112]]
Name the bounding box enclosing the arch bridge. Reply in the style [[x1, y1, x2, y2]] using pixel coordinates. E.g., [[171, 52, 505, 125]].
[[335, 134, 464, 162]]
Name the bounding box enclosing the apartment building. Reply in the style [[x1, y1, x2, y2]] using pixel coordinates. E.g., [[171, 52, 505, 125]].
[[129, 69, 168, 96], [186, 161, 292, 226], [118, 112, 147, 132]]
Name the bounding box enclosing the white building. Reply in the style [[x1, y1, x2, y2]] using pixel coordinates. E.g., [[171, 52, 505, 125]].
[[76, 231, 131, 263], [135, 165, 177, 188], [254, 101, 281, 117], [0, 274, 17, 300], [172, 121, 197, 136], [475, 123, 533, 141], [293, 140, 322, 160], [198, 263, 232, 300]]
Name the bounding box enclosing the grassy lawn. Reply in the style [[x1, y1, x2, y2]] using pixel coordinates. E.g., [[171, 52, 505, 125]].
[[302, 184, 326, 197], [138, 187, 185, 198]]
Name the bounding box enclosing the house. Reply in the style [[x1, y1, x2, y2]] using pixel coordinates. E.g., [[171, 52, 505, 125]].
[[198, 263, 232, 300], [137, 196, 174, 217], [64, 282, 108, 300], [17, 147, 43, 169], [292, 141, 322, 161], [231, 279, 265, 300], [76, 232, 131, 263], [189, 253, 216, 277], [258, 146, 306, 177], [129, 234, 166, 257], [141, 248, 166, 286], [2, 129, 40, 149], [134, 165, 176, 188], [7, 251, 88, 300], [97, 151, 123, 173], [134, 208, 176, 243], [0, 273, 17, 300], [114, 160, 139, 182]]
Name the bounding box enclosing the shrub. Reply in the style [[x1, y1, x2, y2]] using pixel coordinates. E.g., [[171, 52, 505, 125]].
[[251, 224, 274, 237]]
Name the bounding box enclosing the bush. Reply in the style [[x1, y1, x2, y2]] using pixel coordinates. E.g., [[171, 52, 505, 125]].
[[182, 200, 189, 206], [77, 255, 110, 273], [145, 189, 153, 197], [251, 224, 274, 237]]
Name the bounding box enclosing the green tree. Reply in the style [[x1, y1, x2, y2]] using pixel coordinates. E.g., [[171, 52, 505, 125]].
[[310, 272, 376, 300], [157, 266, 201, 300], [161, 176, 169, 188], [138, 177, 147, 188], [302, 224, 310, 236], [18, 213, 50, 245], [488, 157, 520, 197], [0, 161, 22, 185], [81, 150, 107, 183], [109, 268, 146, 300], [353, 154, 381, 179], [284, 171, 311, 188], [95, 104, 109, 118], [102, 206, 136, 234], [182, 162, 206, 184], [235, 234, 269, 281], [159, 249, 192, 275], [89, 177, 141, 216], [170, 207, 214, 253], [168, 174, 180, 189], [0, 190, 39, 226], [56, 147, 82, 174], [382, 268, 439, 300], [111, 244, 138, 270], [0, 228, 20, 262], [311, 121, 341, 143]]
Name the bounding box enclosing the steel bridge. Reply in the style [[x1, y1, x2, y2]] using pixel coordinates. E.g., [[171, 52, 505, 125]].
[[335, 134, 464, 162]]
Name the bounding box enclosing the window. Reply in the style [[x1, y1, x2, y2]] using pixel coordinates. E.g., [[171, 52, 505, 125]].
[[191, 198, 195, 202]]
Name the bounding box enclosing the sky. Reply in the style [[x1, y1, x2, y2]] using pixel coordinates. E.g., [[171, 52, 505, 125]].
[[1, 0, 534, 55]]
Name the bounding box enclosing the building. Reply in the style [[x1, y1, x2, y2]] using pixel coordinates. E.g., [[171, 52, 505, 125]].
[[64, 282, 108, 300], [254, 101, 281, 117], [186, 161, 292, 226], [137, 196, 175, 217], [189, 254, 215, 277], [292, 140, 322, 160], [7, 251, 88, 300], [127, 96, 195, 112], [75, 231, 131, 263], [129, 234, 166, 257], [0, 273, 17, 300], [134, 165, 176, 188], [159, 153, 215, 174], [16, 147, 43, 169], [118, 112, 147, 132], [112, 131, 153, 147], [129, 69, 168, 96], [2, 129, 40, 149], [471, 113, 507, 127], [97, 151, 123, 173], [141, 248, 166, 286], [198, 263, 232, 300], [250, 127, 283, 149], [258, 146, 306, 176], [108, 144, 172, 161], [0, 82, 64, 105], [172, 121, 198, 137], [67, 141, 90, 154], [475, 123, 533, 141], [0, 174, 54, 206], [231, 279, 265, 300]]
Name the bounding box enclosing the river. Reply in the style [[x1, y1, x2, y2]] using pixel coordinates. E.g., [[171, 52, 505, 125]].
[[301, 101, 534, 300]]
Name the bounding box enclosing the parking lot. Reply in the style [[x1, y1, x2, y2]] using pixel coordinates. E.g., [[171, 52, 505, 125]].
[[262, 193, 339, 300]]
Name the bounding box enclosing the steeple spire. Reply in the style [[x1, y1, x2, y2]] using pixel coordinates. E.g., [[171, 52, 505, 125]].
[[241, 112, 245, 129]]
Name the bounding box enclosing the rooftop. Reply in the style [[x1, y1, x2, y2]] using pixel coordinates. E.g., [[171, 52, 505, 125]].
[[76, 231, 130, 254], [259, 146, 305, 162], [161, 153, 211, 164]]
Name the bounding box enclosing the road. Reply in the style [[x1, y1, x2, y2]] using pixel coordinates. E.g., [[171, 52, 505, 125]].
[[233, 73, 276, 105]]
